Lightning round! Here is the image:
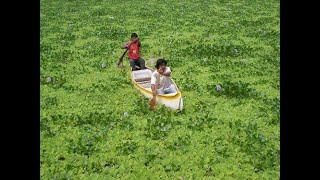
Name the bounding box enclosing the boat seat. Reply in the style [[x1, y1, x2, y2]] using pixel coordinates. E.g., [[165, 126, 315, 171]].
[[132, 69, 153, 82], [135, 77, 151, 82], [138, 80, 151, 88]]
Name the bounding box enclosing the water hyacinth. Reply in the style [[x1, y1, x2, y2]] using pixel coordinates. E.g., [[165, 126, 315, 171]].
[[216, 84, 222, 91], [262, 31, 266, 36], [47, 76, 52, 83], [40, 0, 280, 178], [203, 57, 208, 62], [161, 126, 167, 132]]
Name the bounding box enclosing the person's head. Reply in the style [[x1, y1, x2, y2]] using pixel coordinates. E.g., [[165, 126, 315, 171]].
[[155, 58, 167, 73], [131, 33, 138, 42]]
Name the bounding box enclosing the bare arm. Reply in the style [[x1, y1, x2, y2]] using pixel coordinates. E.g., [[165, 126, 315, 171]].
[[150, 84, 157, 110], [121, 43, 129, 49], [122, 40, 135, 49], [162, 71, 171, 76], [150, 72, 159, 96], [161, 67, 171, 77], [151, 84, 157, 97]]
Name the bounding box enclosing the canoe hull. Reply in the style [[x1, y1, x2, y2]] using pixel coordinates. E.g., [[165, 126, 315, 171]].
[[130, 68, 183, 110]]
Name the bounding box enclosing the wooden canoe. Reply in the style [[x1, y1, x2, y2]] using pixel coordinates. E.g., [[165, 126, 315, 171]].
[[130, 68, 183, 110]]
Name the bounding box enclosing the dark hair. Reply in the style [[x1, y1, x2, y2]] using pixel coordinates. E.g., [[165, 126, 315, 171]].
[[155, 58, 167, 69], [131, 33, 138, 38]]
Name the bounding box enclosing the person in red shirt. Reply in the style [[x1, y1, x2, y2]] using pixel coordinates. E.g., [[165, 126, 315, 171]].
[[122, 33, 146, 71]]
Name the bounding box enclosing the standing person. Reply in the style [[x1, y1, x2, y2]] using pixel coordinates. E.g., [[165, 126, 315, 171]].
[[149, 59, 176, 110], [122, 33, 146, 71]]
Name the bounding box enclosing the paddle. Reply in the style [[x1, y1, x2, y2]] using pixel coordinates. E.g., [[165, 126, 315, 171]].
[[117, 48, 128, 68]]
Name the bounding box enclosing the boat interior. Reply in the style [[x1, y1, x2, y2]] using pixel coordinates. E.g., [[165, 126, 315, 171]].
[[132, 69, 153, 88], [132, 69, 178, 95]]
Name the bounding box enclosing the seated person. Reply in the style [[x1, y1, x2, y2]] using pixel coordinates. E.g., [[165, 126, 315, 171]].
[[151, 59, 176, 96]]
